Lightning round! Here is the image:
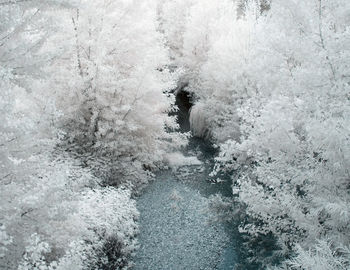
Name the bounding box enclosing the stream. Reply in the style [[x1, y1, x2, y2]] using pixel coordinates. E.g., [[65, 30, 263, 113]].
[[133, 91, 238, 270]]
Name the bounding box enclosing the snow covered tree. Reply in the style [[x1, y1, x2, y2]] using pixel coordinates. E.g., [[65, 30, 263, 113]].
[[204, 0, 350, 267], [1, 1, 182, 268], [166, 0, 350, 267], [0, 48, 138, 270], [45, 0, 186, 187]]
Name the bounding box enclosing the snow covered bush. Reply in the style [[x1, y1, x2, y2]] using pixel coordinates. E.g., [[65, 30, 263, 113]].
[[41, 0, 187, 187], [17, 188, 138, 270], [162, 0, 256, 142], [172, 0, 350, 267], [0, 69, 138, 269], [1, 1, 179, 269], [274, 239, 350, 270], [187, 0, 254, 142]]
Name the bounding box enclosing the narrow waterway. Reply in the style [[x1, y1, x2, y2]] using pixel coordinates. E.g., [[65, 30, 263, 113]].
[[133, 91, 238, 269]]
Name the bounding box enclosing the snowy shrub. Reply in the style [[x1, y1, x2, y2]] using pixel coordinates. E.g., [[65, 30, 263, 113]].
[[41, 0, 187, 187], [275, 240, 350, 270], [1, 1, 173, 269], [17, 187, 138, 270], [181, 0, 254, 142], [170, 0, 350, 267]]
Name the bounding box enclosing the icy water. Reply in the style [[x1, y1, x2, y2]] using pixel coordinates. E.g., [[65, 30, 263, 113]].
[[133, 91, 238, 270], [133, 138, 237, 270]]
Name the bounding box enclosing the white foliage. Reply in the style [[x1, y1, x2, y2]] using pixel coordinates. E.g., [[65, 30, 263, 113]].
[[44, 0, 185, 176], [172, 0, 350, 267], [17, 186, 139, 270], [275, 240, 350, 270], [1, 1, 172, 269]]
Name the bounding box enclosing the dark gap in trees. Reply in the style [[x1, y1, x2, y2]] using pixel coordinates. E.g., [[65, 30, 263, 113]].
[[173, 84, 193, 133]]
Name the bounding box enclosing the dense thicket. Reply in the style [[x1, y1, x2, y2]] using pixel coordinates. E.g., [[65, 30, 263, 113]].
[[0, 0, 183, 269], [163, 0, 349, 268]]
